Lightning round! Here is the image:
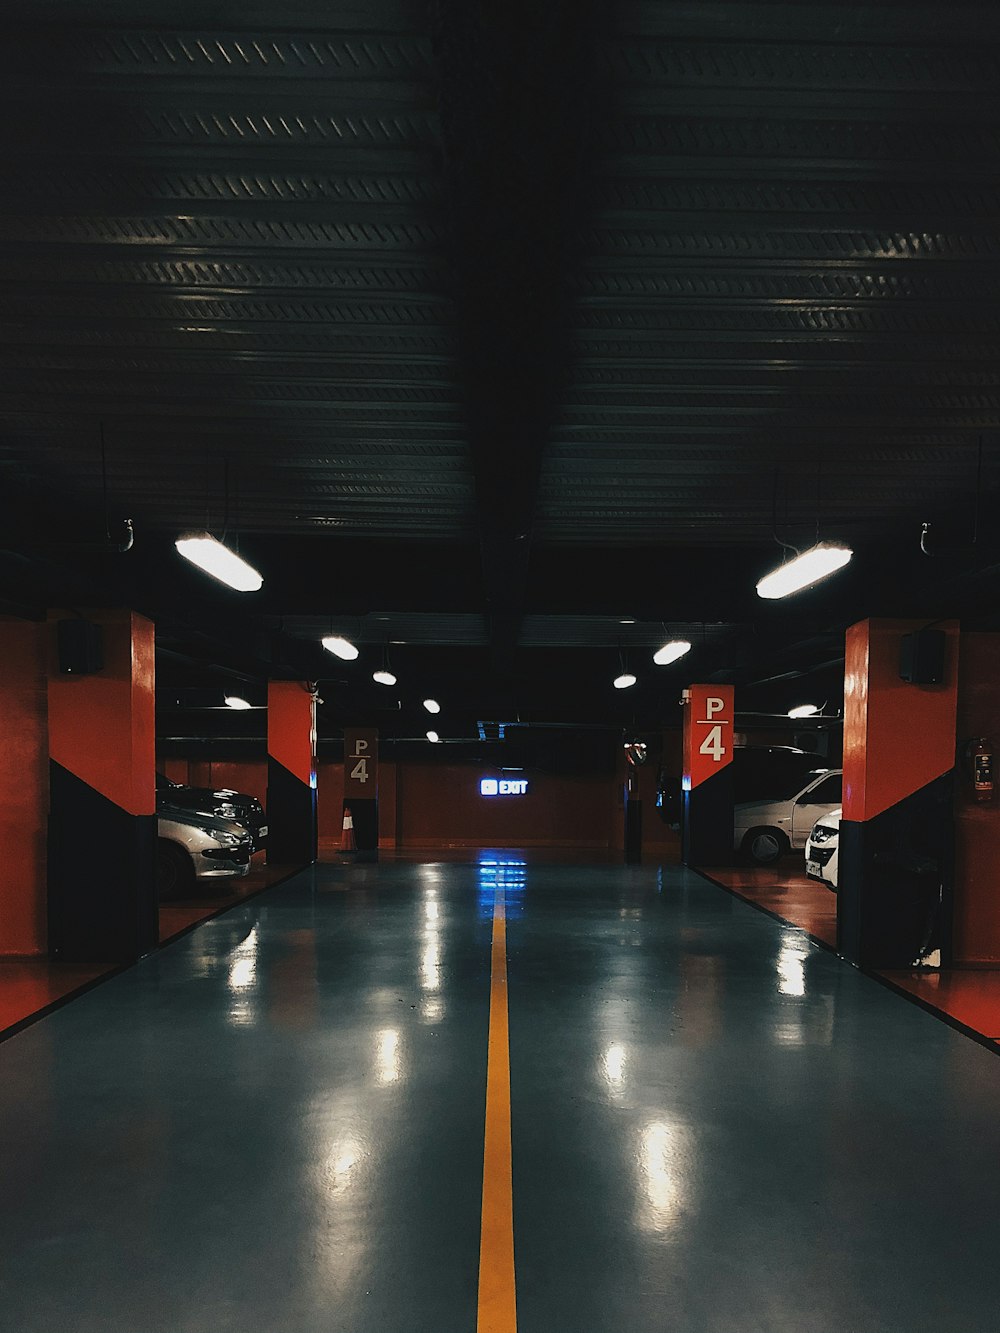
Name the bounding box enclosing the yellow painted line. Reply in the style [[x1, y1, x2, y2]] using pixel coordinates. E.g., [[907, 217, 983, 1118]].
[[477, 886, 517, 1333]]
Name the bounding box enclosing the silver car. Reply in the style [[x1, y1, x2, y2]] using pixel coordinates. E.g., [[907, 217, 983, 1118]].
[[157, 807, 253, 899]]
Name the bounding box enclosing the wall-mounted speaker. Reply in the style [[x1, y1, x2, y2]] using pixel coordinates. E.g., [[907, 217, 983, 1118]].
[[899, 627, 945, 685], [56, 619, 104, 675]]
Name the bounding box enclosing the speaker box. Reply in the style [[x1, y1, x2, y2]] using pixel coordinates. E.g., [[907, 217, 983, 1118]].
[[899, 627, 945, 684], [56, 619, 104, 675]]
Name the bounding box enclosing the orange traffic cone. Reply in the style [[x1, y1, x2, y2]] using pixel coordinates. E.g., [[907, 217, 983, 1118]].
[[341, 805, 356, 852]]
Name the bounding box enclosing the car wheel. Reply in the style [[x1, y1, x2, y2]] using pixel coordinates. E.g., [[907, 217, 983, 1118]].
[[742, 827, 789, 865], [156, 840, 195, 900]]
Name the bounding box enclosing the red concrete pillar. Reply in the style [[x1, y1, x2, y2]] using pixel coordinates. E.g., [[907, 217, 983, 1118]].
[[0, 619, 49, 956], [681, 684, 735, 866], [47, 610, 157, 962], [267, 681, 317, 865], [839, 618, 959, 968]]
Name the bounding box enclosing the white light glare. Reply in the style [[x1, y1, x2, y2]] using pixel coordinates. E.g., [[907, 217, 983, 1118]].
[[653, 639, 692, 666], [175, 532, 263, 592], [423, 698, 441, 714], [224, 695, 252, 710], [426, 730, 440, 743], [322, 635, 359, 661], [614, 673, 637, 690], [756, 542, 853, 600], [372, 670, 397, 686], [788, 703, 820, 718]]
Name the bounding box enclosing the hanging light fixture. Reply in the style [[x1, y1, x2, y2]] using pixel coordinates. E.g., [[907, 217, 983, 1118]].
[[175, 532, 263, 592], [426, 730, 440, 743], [613, 645, 636, 690], [756, 542, 853, 600], [423, 698, 441, 714], [224, 695, 252, 710], [322, 634, 359, 661], [372, 642, 396, 686], [788, 703, 821, 718], [653, 639, 692, 666]]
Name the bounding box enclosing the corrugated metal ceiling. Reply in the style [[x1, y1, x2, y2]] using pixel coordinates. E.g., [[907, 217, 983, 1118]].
[[0, 0, 998, 723]]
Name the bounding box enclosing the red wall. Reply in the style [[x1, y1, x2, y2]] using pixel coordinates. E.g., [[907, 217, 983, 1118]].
[[161, 753, 682, 858], [0, 620, 48, 955], [397, 762, 616, 849], [954, 633, 1000, 964]]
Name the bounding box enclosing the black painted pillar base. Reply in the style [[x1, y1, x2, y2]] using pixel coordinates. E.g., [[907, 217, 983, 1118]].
[[47, 762, 157, 963], [682, 766, 735, 867], [624, 798, 642, 864], [838, 772, 954, 969], [351, 798, 379, 863], [267, 757, 317, 865]]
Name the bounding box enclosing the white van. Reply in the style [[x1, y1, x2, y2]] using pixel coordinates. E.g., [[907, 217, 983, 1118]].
[[734, 768, 843, 865]]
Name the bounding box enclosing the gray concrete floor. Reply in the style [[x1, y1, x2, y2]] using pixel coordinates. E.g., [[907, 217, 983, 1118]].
[[2, 856, 1000, 1331]]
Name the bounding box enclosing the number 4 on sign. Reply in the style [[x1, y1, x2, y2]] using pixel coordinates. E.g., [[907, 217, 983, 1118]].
[[351, 758, 369, 783], [699, 726, 725, 762]]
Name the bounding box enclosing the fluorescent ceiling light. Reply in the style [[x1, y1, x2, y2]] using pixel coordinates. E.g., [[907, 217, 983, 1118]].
[[756, 542, 853, 600], [613, 673, 637, 690], [423, 698, 441, 714], [372, 670, 397, 686], [175, 532, 263, 592], [224, 695, 252, 710], [322, 635, 359, 661], [426, 730, 440, 743], [653, 639, 692, 666], [788, 703, 820, 718]]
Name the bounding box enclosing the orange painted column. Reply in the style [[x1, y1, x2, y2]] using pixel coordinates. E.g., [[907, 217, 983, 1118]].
[[0, 619, 49, 956], [839, 618, 959, 968], [681, 684, 735, 866], [47, 610, 157, 963], [266, 681, 317, 865]]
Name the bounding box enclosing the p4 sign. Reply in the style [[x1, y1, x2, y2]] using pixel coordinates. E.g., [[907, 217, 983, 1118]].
[[683, 685, 734, 791], [344, 728, 379, 798]]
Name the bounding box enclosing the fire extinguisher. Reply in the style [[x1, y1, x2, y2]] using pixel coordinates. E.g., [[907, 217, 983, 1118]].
[[968, 738, 995, 803]]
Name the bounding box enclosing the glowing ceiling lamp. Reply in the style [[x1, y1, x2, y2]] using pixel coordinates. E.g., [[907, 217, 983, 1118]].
[[322, 635, 359, 661], [371, 642, 397, 687], [175, 532, 263, 592], [224, 695, 252, 710], [423, 698, 441, 714], [426, 730, 440, 743], [653, 639, 692, 666], [613, 673, 637, 690], [756, 542, 853, 600], [788, 703, 820, 718]]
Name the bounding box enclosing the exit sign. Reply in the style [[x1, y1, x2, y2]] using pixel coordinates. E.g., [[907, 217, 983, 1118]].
[[480, 778, 528, 796]]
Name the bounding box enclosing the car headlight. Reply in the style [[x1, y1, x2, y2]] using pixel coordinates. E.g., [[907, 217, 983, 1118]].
[[213, 831, 242, 848], [811, 826, 836, 844]]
